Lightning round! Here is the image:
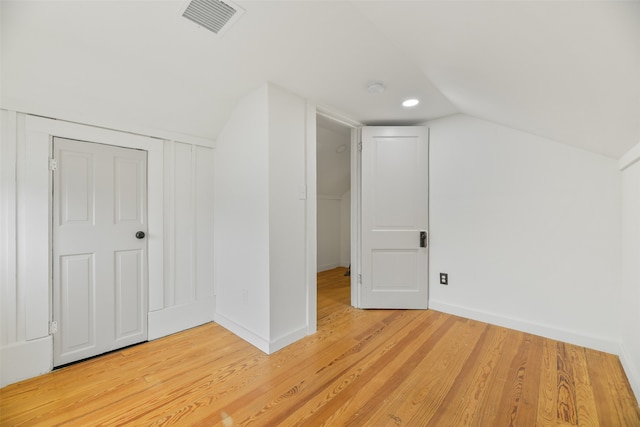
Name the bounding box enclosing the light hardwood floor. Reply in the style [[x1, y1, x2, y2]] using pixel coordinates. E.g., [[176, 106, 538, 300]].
[[1, 267, 639, 426]]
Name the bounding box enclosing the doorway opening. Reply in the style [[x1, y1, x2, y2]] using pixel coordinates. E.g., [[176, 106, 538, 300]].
[[316, 114, 353, 305]]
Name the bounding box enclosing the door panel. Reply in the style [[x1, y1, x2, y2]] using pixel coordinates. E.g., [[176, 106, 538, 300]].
[[360, 126, 428, 309], [53, 137, 148, 366], [371, 250, 419, 291], [60, 253, 95, 352], [372, 137, 420, 228], [114, 157, 144, 223], [60, 151, 94, 225], [115, 249, 143, 340]]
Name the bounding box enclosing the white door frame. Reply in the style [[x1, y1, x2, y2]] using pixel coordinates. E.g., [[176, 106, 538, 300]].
[[20, 115, 163, 349], [350, 127, 362, 307], [311, 107, 363, 310]]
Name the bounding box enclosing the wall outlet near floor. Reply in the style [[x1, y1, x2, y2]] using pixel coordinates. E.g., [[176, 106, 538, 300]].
[[440, 273, 448, 285]]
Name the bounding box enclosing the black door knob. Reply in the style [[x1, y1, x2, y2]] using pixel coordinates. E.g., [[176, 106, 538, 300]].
[[136, 231, 145, 239]]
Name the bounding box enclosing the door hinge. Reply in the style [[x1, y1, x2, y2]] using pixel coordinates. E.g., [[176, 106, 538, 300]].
[[358, 274, 362, 284], [49, 321, 58, 334], [48, 158, 58, 171], [357, 142, 362, 151]]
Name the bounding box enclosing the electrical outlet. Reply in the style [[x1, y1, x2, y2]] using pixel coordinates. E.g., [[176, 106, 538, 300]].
[[440, 273, 448, 285]]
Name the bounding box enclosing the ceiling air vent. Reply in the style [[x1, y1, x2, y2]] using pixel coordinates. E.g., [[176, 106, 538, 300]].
[[182, 0, 244, 36]]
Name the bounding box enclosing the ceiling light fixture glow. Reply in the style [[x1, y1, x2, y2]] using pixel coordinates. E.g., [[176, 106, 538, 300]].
[[402, 98, 420, 107]]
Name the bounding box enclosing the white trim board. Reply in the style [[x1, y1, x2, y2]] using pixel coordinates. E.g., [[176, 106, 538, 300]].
[[350, 127, 362, 308], [148, 298, 215, 341], [0, 336, 52, 387], [429, 300, 620, 355], [214, 312, 308, 355], [269, 326, 308, 354], [306, 102, 318, 335], [1, 110, 18, 346], [214, 312, 270, 354], [4, 106, 215, 148]]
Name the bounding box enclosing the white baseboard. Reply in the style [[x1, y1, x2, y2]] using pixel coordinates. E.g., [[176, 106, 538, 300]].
[[214, 312, 270, 353], [1, 336, 53, 387], [269, 326, 308, 354], [214, 313, 308, 354], [619, 343, 640, 404], [317, 263, 340, 272], [428, 300, 620, 355], [148, 297, 215, 341]]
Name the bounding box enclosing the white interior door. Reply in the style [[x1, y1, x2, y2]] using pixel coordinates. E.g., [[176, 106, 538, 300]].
[[53, 137, 148, 366], [360, 126, 428, 309]]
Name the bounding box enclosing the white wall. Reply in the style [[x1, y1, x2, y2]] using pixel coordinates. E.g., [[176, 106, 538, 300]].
[[427, 114, 622, 353], [214, 85, 271, 345], [316, 125, 350, 196], [0, 110, 215, 387], [214, 83, 311, 353], [267, 85, 308, 347], [317, 197, 341, 271], [620, 145, 640, 401], [316, 193, 350, 272]]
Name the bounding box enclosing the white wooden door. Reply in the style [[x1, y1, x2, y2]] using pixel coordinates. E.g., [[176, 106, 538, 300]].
[[53, 137, 148, 366], [360, 126, 428, 309]]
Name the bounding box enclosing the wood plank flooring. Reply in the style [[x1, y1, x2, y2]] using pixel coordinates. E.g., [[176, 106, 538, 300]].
[[1, 267, 639, 426]]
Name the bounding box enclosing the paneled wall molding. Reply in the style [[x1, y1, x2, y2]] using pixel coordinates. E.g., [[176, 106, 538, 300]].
[[1, 110, 18, 347], [0, 112, 164, 386], [0, 109, 214, 387], [3, 109, 215, 148], [162, 140, 177, 309], [159, 140, 215, 328]]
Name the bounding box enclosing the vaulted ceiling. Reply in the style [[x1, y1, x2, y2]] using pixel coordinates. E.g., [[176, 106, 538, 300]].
[[2, 1, 639, 158]]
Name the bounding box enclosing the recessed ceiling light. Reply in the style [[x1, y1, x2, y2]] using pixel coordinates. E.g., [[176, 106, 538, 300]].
[[367, 82, 385, 94], [402, 98, 420, 107]]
